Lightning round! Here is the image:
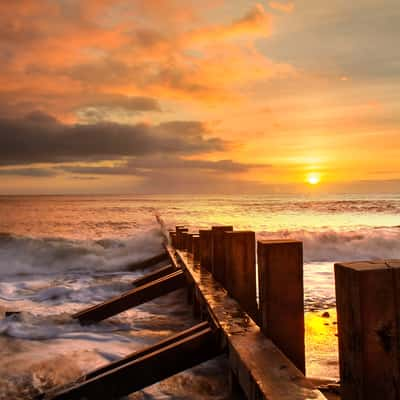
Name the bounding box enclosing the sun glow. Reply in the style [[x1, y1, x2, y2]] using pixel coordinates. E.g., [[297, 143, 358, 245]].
[[306, 172, 321, 185]]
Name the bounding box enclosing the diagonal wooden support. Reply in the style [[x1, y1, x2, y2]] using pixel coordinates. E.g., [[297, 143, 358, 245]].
[[84, 321, 210, 380], [131, 264, 178, 287], [126, 252, 169, 271], [39, 325, 222, 400], [72, 270, 186, 324]]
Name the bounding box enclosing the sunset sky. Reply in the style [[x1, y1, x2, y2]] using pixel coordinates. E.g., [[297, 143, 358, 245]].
[[0, 0, 399, 194]]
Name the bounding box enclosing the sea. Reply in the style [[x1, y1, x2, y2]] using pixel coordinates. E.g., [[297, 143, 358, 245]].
[[0, 194, 399, 399]]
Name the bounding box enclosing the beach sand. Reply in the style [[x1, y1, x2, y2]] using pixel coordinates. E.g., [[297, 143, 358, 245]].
[[306, 308, 339, 379], [306, 308, 340, 399]]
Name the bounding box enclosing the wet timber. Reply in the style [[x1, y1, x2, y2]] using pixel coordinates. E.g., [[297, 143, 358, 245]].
[[73, 270, 185, 323], [167, 246, 326, 400], [131, 263, 178, 287], [39, 322, 222, 400], [39, 221, 331, 400]]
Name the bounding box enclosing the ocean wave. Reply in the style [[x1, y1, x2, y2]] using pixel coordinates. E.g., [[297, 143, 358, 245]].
[[0, 312, 136, 341], [258, 226, 400, 262], [1, 225, 399, 278], [0, 228, 164, 277]]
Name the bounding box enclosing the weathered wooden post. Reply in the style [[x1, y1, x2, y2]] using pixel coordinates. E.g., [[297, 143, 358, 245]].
[[186, 233, 194, 253], [180, 231, 187, 250], [225, 231, 258, 324], [176, 228, 188, 250], [175, 230, 181, 249], [170, 232, 176, 247], [174, 227, 181, 249], [199, 230, 212, 271], [211, 226, 233, 285], [257, 240, 305, 374], [175, 227, 183, 249], [181, 232, 189, 251], [192, 234, 200, 263], [335, 260, 400, 400]]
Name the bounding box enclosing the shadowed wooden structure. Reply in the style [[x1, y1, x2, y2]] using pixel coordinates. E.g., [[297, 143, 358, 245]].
[[335, 260, 400, 400], [225, 231, 259, 324], [38, 220, 400, 400], [73, 270, 185, 323], [38, 222, 328, 400], [258, 239, 305, 373], [39, 322, 221, 400], [131, 263, 177, 287], [211, 225, 233, 284]]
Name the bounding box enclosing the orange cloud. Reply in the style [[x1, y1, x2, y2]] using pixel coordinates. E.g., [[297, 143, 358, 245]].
[[189, 4, 271, 43], [268, 1, 294, 13], [0, 0, 291, 122]]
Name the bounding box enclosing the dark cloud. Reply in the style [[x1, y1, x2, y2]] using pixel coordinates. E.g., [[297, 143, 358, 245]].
[[71, 176, 99, 181], [59, 162, 271, 194], [89, 96, 160, 112], [127, 157, 267, 173], [130, 169, 271, 194], [0, 112, 223, 166], [59, 157, 269, 176], [25, 111, 59, 124], [0, 167, 57, 177], [75, 95, 161, 123], [73, 95, 161, 114], [65, 59, 211, 96], [0, 91, 161, 123]]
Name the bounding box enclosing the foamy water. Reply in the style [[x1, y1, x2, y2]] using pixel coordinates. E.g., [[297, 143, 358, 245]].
[[0, 194, 399, 398]]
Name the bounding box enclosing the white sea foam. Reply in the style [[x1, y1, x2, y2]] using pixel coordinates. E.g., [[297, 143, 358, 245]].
[[258, 226, 400, 262], [0, 228, 164, 277]]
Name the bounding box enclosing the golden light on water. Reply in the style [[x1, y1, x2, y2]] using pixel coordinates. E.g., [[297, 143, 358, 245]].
[[306, 172, 321, 185]]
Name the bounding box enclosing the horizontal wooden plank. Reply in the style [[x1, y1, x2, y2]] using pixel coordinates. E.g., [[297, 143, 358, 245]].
[[72, 270, 186, 323], [37, 322, 211, 400], [40, 327, 222, 400], [84, 321, 210, 380]]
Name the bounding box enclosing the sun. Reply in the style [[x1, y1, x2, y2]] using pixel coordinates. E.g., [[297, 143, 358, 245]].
[[306, 172, 321, 185]]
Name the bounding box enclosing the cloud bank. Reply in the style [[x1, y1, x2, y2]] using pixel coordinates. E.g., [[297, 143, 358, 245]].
[[0, 112, 222, 166]]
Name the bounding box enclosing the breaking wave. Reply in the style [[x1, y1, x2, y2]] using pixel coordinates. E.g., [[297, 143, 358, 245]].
[[0, 228, 165, 277], [259, 226, 400, 262], [1, 225, 399, 279]]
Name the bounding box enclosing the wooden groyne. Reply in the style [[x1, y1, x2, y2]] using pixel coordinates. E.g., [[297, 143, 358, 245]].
[[37, 223, 400, 400]]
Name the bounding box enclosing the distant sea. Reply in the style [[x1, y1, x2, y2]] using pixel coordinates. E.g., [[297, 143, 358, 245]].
[[0, 194, 399, 398]]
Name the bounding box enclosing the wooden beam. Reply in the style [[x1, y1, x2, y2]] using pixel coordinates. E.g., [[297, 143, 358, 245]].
[[199, 229, 212, 271], [169, 231, 177, 247], [175, 227, 188, 250], [40, 327, 222, 400], [257, 240, 305, 374], [225, 231, 258, 324], [186, 233, 194, 253], [172, 247, 325, 400], [181, 232, 193, 251], [192, 235, 200, 263], [131, 264, 178, 287], [126, 252, 169, 271], [73, 270, 186, 324], [211, 226, 233, 285], [84, 321, 210, 380], [335, 260, 400, 400], [181, 232, 188, 250]]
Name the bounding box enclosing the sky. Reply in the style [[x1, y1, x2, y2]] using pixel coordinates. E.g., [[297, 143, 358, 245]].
[[0, 0, 399, 194]]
